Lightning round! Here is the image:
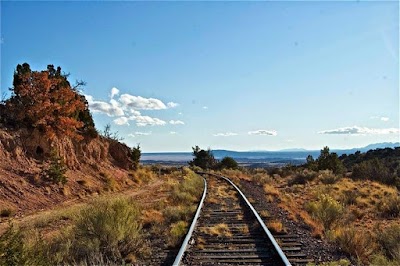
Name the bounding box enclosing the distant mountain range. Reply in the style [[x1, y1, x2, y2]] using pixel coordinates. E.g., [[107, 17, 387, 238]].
[[244, 142, 400, 154], [141, 142, 399, 166]]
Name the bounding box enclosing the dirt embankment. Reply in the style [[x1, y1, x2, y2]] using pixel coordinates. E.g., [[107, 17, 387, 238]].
[[0, 128, 135, 217]]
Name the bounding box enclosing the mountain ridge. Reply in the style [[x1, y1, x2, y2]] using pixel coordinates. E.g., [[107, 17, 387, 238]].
[[143, 142, 400, 155], [141, 142, 400, 164]]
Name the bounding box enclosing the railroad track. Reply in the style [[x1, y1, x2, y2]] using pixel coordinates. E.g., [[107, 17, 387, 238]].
[[173, 173, 310, 266]]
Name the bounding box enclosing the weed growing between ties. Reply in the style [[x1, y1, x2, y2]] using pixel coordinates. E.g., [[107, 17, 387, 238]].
[[201, 223, 233, 238]]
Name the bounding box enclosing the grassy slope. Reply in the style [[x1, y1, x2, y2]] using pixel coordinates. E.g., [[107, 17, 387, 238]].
[[219, 168, 400, 265]]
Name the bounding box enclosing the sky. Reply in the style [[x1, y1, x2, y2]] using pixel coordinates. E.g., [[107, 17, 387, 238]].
[[1, 1, 399, 152]]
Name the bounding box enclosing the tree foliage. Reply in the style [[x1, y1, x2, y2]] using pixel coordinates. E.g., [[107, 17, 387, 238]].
[[0, 63, 97, 140], [316, 146, 345, 174], [131, 145, 141, 170], [304, 146, 400, 188], [189, 146, 217, 170], [102, 123, 123, 141], [43, 149, 67, 184], [304, 147, 345, 175], [218, 156, 238, 170]]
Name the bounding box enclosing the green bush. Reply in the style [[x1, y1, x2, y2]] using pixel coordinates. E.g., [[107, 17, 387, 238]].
[[44, 150, 67, 184], [352, 158, 398, 187], [319, 170, 341, 185], [168, 221, 188, 247], [170, 171, 203, 205], [316, 147, 345, 175], [289, 170, 318, 185], [217, 157, 238, 170], [306, 194, 343, 231], [163, 205, 196, 224], [370, 253, 400, 266], [0, 224, 49, 265], [130, 145, 141, 170], [66, 198, 145, 263]]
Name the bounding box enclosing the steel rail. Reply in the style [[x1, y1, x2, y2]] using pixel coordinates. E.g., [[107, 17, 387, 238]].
[[172, 174, 207, 266], [216, 173, 292, 266]]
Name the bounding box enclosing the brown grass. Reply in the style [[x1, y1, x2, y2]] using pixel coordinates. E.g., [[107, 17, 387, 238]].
[[238, 225, 250, 234], [267, 220, 286, 234], [141, 209, 164, 226], [260, 210, 270, 219], [266, 170, 400, 263], [196, 236, 206, 250], [263, 183, 280, 196], [202, 223, 233, 238]]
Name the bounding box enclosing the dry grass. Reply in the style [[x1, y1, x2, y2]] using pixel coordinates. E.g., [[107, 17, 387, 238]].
[[331, 226, 376, 264], [100, 172, 119, 191], [0, 167, 203, 265], [267, 220, 286, 234], [220, 169, 251, 182], [202, 223, 233, 238], [129, 166, 155, 185], [252, 173, 273, 186], [260, 210, 270, 219], [168, 221, 188, 247], [238, 225, 250, 234], [141, 209, 164, 226], [263, 183, 280, 197], [271, 170, 400, 263], [236, 214, 244, 220], [196, 236, 206, 250]]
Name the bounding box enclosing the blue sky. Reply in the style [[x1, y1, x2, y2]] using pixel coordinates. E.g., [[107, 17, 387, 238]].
[[1, 1, 399, 152]]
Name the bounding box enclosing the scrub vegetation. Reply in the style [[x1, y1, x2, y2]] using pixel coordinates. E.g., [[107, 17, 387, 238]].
[[0, 167, 203, 265], [219, 147, 400, 265]]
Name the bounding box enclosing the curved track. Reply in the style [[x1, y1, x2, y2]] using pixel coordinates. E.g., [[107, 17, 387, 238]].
[[174, 173, 306, 266]]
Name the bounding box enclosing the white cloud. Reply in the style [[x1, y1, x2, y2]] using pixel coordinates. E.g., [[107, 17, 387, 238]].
[[131, 115, 166, 127], [371, 116, 390, 122], [248, 130, 277, 136], [113, 117, 130, 126], [119, 94, 167, 110], [134, 131, 152, 136], [178, 112, 183, 115], [86, 94, 125, 117], [318, 126, 400, 135], [202, 106, 208, 109], [213, 132, 238, 137], [110, 87, 119, 99], [170, 131, 177, 135], [169, 120, 185, 125], [86, 88, 179, 127], [167, 102, 179, 108], [129, 109, 141, 116]]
